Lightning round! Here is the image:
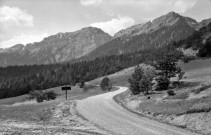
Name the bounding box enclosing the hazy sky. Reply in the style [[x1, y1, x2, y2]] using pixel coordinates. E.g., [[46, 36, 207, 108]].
[[0, 0, 211, 48]]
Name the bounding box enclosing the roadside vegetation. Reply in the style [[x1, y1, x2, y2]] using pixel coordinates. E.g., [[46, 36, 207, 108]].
[[100, 77, 112, 91], [128, 44, 183, 95], [28, 90, 57, 103], [115, 57, 211, 134]]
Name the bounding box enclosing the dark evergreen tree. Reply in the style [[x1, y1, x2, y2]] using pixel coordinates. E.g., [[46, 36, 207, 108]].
[[128, 66, 144, 95], [100, 77, 112, 91]]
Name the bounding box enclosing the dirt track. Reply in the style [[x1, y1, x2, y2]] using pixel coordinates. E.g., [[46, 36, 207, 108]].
[[77, 86, 200, 135]]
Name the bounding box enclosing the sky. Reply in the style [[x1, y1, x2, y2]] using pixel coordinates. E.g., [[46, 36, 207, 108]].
[[0, 0, 211, 48]]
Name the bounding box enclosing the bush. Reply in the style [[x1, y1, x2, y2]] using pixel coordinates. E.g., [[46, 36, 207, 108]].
[[82, 82, 95, 93], [100, 77, 112, 91], [155, 76, 170, 91], [44, 91, 57, 100], [28, 90, 57, 103], [79, 81, 85, 88], [193, 84, 211, 94], [167, 90, 175, 96], [28, 90, 44, 103], [181, 56, 197, 63]]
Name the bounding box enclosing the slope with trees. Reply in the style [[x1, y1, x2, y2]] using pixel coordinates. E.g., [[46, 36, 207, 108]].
[[0, 45, 183, 99]]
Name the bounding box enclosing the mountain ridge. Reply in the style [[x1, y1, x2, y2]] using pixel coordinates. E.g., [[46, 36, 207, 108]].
[[78, 12, 211, 61], [0, 27, 112, 66], [1, 12, 211, 66]]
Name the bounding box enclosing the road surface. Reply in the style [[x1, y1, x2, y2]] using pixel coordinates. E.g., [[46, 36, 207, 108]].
[[77, 86, 200, 135]]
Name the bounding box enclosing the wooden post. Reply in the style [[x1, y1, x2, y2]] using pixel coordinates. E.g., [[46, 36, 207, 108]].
[[61, 85, 71, 100], [65, 90, 67, 100]]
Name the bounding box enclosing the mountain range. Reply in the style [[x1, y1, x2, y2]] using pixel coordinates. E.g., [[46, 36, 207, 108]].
[[81, 12, 211, 61], [0, 27, 111, 66], [0, 12, 211, 66]]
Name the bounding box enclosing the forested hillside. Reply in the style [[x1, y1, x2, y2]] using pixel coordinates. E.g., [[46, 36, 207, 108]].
[[177, 22, 211, 57], [0, 45, 182, 99], [0, 20, 210, 100]]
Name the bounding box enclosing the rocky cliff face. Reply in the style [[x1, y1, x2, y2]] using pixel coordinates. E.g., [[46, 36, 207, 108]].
[[81, 12, 211, 61], [0, 27, 112, 66]]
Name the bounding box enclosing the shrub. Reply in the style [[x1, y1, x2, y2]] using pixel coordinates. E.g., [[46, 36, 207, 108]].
[[28, 90, 57, 103], [193, 84, 211, 94], [100, 77, 112, 91], [82, 82, 95, 93], [44, 91, 57, 100], [79, 81, 85, 88], [28, 90, 44, 103], [181, 56, 197, 63], [155, 76, 170, 91], [167, 90, 175, 96]]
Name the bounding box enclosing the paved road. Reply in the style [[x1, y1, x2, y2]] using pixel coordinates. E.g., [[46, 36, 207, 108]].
[[77, 86, 200, 135]]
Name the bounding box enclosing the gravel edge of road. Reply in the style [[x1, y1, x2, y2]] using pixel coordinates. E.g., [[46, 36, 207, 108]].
[[113, 89, 204, 135], [75, 101, 113, 135]]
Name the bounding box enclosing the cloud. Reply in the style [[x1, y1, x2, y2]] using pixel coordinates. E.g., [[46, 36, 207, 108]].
[[172, 0, 197, 13], [0, 6, 36, 48], [91, 16, 135, 36], [0, 33, 49, 48], [80, 0, 102, 6], [0, 6, 33, 27], [92, 0, 197, 22]]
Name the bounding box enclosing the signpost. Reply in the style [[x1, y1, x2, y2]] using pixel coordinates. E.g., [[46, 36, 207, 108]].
[[61, 86, 71, 100]]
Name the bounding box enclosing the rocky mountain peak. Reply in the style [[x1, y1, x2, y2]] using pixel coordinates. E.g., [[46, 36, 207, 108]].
[[0, 27, 112, 66], [114, 12, 184, 38], [114, 11, 206, 39], [152, 11, 181, 26]]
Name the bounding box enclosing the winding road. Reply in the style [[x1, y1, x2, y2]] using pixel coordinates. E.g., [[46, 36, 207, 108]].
[[77, 86, 200, 135]]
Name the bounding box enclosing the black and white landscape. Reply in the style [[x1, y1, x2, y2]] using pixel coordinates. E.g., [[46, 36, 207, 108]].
[[0, 0, 211, 135]]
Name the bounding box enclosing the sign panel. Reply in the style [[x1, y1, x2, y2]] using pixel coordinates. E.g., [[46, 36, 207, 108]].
[[61, 85, 71, 100], [62, 86, 71, 91]]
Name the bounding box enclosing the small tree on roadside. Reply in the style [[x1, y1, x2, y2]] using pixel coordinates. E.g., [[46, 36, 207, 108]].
[[155, 75, 170, 90], [128, 66, 154, 95], [153, 54, 182, 90], [139, 75, 153, 95], [100, 77, 112, 91], [79, 80, 85, 88], [128, 66, 144, 95], [153, 54, 181, 79]]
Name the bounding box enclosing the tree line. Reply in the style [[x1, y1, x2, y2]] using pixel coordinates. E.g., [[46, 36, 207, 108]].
[[0, 44, 182, 99], [1, 22, 210, 99]]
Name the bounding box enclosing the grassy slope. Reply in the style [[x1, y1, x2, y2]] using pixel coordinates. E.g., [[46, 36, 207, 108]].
[[0, 84, 118, 123], [113, 58, 211, 114], [113, 58, 211, 134], [179, 58, 211, 79], [0, 58, 210, 122]]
